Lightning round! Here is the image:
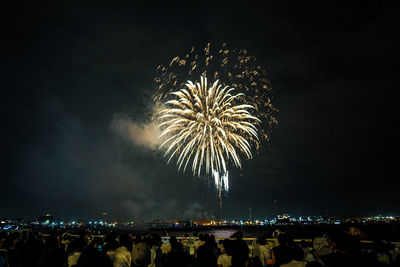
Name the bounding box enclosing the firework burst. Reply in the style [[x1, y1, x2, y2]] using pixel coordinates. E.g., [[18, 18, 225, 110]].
[[157, 76, 260, 208], [154, 42, 278, 144], [154, 43, 277, 208]]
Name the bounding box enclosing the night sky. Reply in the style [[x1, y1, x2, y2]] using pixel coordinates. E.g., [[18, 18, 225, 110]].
[[1, 1, 399, 221]]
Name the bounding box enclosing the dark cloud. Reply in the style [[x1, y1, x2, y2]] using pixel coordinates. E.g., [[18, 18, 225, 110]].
[[1, 0, 399, 220]]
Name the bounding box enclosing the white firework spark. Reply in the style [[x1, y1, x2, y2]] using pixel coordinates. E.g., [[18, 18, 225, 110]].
[[213, 171, 229, 192]]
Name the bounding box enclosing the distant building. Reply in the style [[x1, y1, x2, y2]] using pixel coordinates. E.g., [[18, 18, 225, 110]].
[[276, 214, 291, 224]]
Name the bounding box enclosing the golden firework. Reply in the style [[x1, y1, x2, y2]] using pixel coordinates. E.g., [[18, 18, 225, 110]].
[[154, 43, 277, 209], [157, 76, 260, 208], [154, 43, 277, 143]]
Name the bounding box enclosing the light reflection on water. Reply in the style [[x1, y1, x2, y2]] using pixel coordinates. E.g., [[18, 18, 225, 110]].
[[207, 229, 237, 239], [153, 228, 270, 239]]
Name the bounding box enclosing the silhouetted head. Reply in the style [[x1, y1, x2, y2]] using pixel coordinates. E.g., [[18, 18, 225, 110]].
[[79, 230, 90, 245], [149, 233, 161, 247], [234, 231, 243, 240], [119, 234, 132, 251], [210, 235, 216, 241], [291, 246, 304, 261], [199, 234, 204, 241], [21, 231, 28, 240], [277, 233, 291, 246], [134, 234, 143, 244], [257, 235, 267, 245], [106, 232, 117, 243], [45, 237, 59, 249], [169, 236, 177, 244], [223, 239, 233, 256]]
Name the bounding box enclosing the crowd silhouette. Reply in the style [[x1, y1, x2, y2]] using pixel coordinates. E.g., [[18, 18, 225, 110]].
[[1, 228, 399, 267]]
